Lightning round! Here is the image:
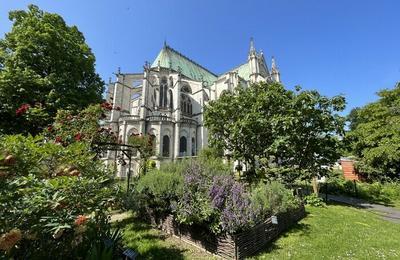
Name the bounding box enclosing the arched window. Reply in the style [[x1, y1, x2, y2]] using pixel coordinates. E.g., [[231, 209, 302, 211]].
[[129, 129, 139, 156], [149, 134, 156, 152], [162, 135, 170, 157], [181, 84, 192, 94], [154, 89, 159, 108], [179, 136, 187, 156], [180, 94, 192, 115], [160, 77, 167, 108], [191, 137, 196, 156], [169, 90, 173, 109]]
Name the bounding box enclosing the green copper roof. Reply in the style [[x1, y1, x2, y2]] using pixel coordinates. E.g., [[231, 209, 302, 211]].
[[229, 62, 251, 80], [151, 45, 217, 86]]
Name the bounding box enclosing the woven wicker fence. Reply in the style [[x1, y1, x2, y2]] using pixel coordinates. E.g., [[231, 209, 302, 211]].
[[148, 205, 306, 259]]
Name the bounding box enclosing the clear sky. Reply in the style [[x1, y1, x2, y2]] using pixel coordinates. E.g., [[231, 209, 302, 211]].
[[1, 0, 399, 114]]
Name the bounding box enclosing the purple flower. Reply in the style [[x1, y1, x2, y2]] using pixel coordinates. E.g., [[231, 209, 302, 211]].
[[209, 175, 235, 209]]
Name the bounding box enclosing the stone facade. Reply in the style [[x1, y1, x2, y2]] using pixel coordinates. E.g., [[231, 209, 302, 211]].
[[105, 39, 281, 177]]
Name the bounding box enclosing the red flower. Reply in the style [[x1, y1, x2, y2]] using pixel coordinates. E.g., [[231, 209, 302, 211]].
[[74, 215, 87, 226], [74, 133, 83, 141], [15, 104, 30, 116], [55, 136, 62, 143], [101, 102, 113, 111], [47, 125, 53, 132]]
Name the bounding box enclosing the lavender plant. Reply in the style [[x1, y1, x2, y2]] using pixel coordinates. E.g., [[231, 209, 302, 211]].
[[209, 176, 258, 233], [135, 157, 301, 235]]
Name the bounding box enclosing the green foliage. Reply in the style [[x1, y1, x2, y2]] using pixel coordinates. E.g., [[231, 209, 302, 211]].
[[132, 157, 302, 234], [0, 134, 103, 178], [135, 169, 184, 215], [304, 194, 325, 207], [250, 181, 302, 216], [174, 161, 216, 227], [85, 228, 123, 260], [328, 177, 400, 205], [0, 5, 104, 135], [128, 134, 156, 175], [46, 104, 117, 146], [0, 134, 120, 258], [346, 83, 400, 180], [204, 82, 345, 183]]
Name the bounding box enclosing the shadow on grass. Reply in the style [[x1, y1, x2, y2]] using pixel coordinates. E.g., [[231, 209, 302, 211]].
[[325, 199, 386, 211], [113, 213, 187, 260], [251, 212, 311, 258]]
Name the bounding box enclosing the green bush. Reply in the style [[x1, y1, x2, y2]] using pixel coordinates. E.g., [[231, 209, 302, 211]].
[[133, 156, 303, 235], [327, 176, 400, 205], [304, 194, 325, 207], [135, 168, 183, 215], [0, 134, 119, 259], [250, 181, 301, 216]]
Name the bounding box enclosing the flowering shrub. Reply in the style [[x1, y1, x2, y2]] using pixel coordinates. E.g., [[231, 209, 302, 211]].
[[134, 157, 302, 235], [45, 104, 118, 146], [0, 134, 120, 258], [175, 162, 215, 226], [15, 103, 31, 116], [209, 176, 257, 233]]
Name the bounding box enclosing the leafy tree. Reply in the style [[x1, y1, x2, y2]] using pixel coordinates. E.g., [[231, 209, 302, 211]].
[[204, 82, 345, 186], [45, 104, 118, 147], [128, 134, 156, 175], [346, 83, 400, 180], [0, 5, 104, 135]]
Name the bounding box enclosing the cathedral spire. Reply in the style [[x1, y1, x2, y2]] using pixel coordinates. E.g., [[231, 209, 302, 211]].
[[271, 56, 280, 82], [249, 37, 256, 55], [271, 56, 277, 71]]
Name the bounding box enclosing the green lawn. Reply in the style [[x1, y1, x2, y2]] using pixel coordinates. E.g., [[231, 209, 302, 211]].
[[116, 204, 400, 259], [252, 204, 400, 259], [114, 216, 216, 259]]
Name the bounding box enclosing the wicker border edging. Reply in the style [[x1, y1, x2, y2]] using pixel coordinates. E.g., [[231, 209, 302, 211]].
[[149, 205, 306, 259]]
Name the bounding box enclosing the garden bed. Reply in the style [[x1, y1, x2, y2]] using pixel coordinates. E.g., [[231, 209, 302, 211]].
[[148, 205, 306, 260]]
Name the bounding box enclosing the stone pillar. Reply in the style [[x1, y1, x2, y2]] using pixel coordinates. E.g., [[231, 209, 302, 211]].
[[174, 123, 180, 159], [139, 70, 148, 134]]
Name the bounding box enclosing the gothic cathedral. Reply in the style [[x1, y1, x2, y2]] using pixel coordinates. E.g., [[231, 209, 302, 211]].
[[105, 39, 280, 177]]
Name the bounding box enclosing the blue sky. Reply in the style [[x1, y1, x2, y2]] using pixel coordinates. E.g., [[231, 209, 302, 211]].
[[1, 0, 399, 114]]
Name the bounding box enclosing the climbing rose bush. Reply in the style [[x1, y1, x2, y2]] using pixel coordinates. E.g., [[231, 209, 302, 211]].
[[45, 104, 118, 146]]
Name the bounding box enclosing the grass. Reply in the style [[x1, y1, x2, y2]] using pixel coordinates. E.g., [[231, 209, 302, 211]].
[[115, 204, 400, 259], [252, 203, 400, 259], [113, 215, 215, 259]]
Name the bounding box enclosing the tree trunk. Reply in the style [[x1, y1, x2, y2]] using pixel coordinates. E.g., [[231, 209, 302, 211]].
[[312, 176, 319, 196]]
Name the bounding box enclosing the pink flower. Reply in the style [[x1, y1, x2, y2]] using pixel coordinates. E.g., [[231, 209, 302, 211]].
[[15, 104, 30, 116], [74, 133, 83, 141]]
